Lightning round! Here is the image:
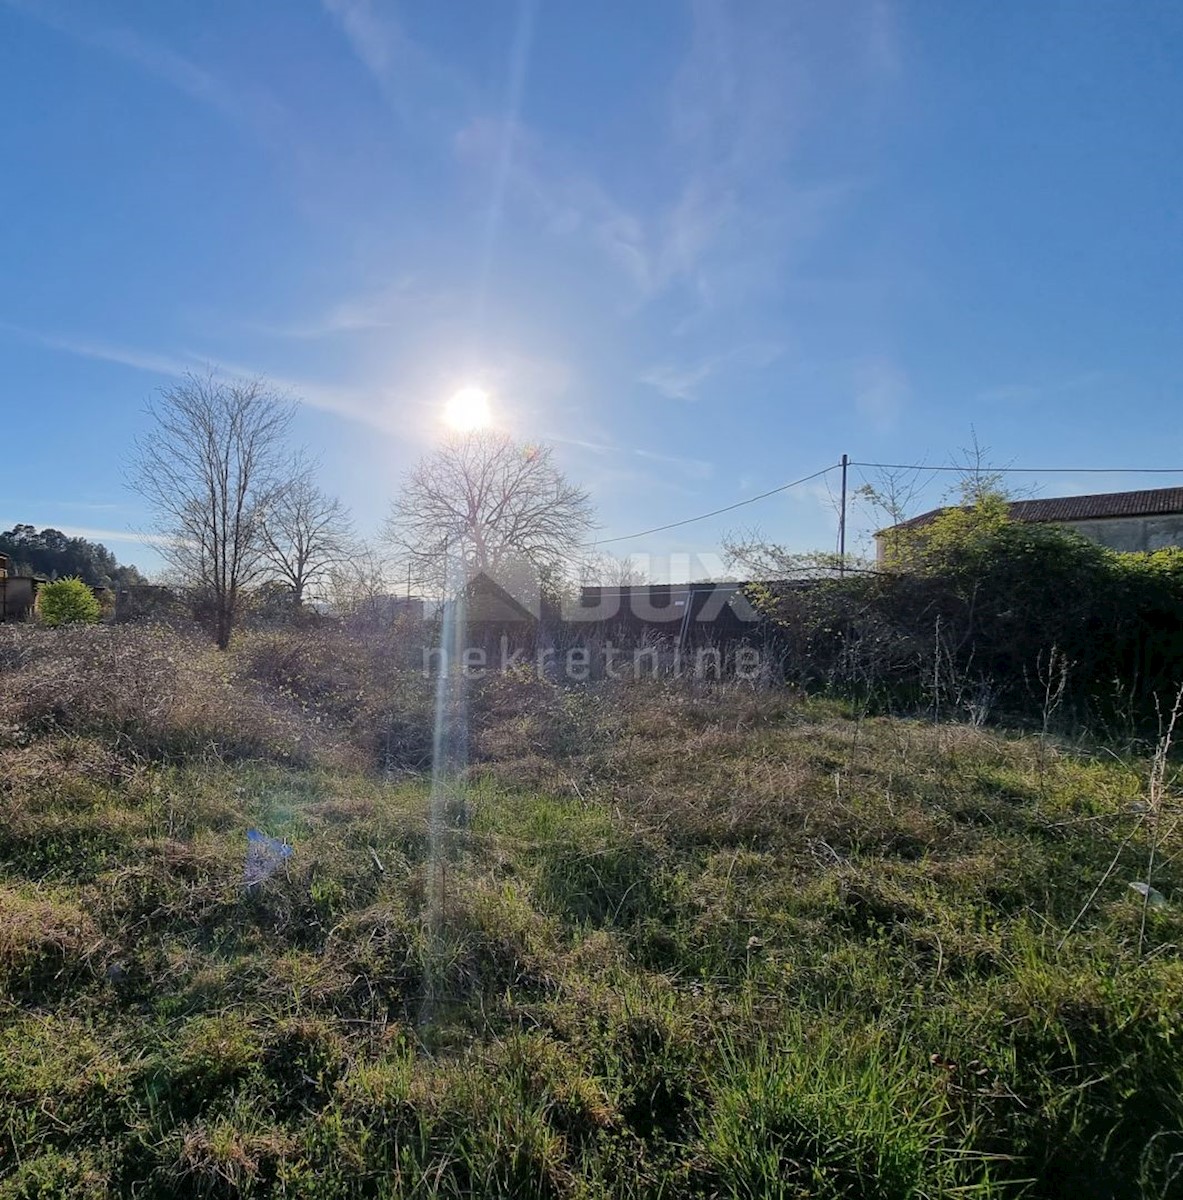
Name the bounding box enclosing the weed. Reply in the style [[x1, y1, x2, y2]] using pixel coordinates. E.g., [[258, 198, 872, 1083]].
[[1, 626, 1181, 1196]]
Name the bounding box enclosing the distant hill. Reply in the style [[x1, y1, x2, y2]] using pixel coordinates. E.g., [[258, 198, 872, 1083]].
[[0, 524, 146, 588]]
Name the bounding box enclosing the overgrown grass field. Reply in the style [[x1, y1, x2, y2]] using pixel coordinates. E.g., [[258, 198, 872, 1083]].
[[1, 625, 1182, 1198]]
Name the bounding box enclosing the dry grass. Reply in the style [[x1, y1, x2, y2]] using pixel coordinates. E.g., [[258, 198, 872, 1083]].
[[0, 625, 1181, 1197], [0, 624, 348, 766]]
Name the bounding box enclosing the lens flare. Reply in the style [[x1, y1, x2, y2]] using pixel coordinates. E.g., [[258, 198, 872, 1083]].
[[421, 551, 469, 1027]]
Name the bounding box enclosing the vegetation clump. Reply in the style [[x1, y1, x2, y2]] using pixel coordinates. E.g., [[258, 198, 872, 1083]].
[[750, 496, 1183, 730], [36, 576, 102, 627]]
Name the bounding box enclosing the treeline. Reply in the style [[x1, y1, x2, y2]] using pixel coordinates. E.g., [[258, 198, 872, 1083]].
[[754, 496, 1183, 729], [0, 524, 145, 589]]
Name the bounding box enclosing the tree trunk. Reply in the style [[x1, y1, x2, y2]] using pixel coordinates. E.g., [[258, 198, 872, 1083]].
[[215, 592, 233, 650]]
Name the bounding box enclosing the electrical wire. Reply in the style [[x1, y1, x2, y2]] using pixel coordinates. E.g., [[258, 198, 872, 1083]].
[[583, 463, 840, 548], [583, 459, 1183, 551], [850, 461, 1183, 474]]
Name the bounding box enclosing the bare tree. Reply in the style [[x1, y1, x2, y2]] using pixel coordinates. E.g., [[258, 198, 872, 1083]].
[[575, 551, 649, 589], [385, 432, 594, 592], [261, 471, 354, 605], [854, 464, 935, 563], [950, 428, 1011, 506], [129, 372, 295, 648], [326, 540, 395, 624], [722, 528, 845, 580]]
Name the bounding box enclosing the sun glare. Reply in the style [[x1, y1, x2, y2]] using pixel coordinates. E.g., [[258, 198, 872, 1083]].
[[443, 386, 492, 432]]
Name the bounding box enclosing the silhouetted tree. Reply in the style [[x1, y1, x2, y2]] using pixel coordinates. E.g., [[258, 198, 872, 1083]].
[[261, 472, 354, 605], [129, 372, 295, 649], [385, 432, 593, 594]]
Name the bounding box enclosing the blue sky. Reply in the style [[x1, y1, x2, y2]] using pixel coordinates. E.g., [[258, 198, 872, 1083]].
[[2, 0, 1182, 579]]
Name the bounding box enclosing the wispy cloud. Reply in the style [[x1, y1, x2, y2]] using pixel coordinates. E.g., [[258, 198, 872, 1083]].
[[633, 447, 715, 480], [785, 477, 841, 517], [0, 324, 198, 378], [2, 0, 284, 135], [213, 357, 396, 431], [4, 500, 126, 514], [85, 28, 245, 123], [866, 0, 903, 78], [538, 428, 714, 483], [657, 0, 898, 316], [640, 341, 784, 400], [639, 361, 717, 402], [4, 320, 594, 451], [976, 371, 1106, 407], [0, 322, 393, 433], [16, 522, 174, 549], [453, 116, 656, 295], [321, 0, 890, 312], [455, 0, 893, 314], [248, 277, 435, 339], [321, 0, 474, 133]]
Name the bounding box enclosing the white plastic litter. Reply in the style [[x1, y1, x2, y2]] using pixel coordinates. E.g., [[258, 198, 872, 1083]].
[[244, 829, 293, 887], [1128, 881, 1167, 909]]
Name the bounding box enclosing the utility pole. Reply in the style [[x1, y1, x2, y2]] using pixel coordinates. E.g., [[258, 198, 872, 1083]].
[[838, 453, 849, 575]]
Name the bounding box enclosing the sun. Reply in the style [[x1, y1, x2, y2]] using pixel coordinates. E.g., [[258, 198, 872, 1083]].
[[443, 386, 492, 432]]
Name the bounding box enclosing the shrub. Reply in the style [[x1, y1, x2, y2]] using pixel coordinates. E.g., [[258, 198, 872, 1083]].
[[756, 499, 1183, 728], [37, 577, 101, 627], [0, 624, 340, 764], [236, 625, 437, 772]]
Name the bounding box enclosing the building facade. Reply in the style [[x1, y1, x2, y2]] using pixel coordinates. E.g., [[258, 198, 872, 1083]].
[[0, 552, 43, 621], [877, 487, 1183, 558]]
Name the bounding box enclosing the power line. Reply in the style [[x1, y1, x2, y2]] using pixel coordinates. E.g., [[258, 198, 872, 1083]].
[[850, 461, 1183, 475], [582, 458, 1183, 553], [584, 463, 840, 548]]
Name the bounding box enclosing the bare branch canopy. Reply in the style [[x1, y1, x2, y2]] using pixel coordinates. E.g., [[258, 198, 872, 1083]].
[[385, 432, 594, 592], [128, 372, 296, 648], [260, 470, 355, 605]]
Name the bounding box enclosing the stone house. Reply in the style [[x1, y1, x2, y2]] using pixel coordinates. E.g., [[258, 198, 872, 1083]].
[[876, 487, 1183, 559]]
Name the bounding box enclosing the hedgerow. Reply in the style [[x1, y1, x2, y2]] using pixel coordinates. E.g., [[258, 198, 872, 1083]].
[[756, 497, 1183, 728]]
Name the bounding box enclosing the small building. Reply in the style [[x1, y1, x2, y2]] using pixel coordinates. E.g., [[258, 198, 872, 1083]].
[[464, 573, 539, 625], [114, 584, 185, 623], [877, 487, 1183, 558], [350, 594, 426, 625], [0, 553, 46, 622], [571, 582, 760, 647]]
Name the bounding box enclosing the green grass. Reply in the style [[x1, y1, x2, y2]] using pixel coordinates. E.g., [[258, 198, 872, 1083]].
[[2, 652, 1182, 1197]]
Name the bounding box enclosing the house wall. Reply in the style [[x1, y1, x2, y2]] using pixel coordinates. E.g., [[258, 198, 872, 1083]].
[[571, 585, 759, 647], [0, 576, 37, 621], [1056, 514, 1183, 553]]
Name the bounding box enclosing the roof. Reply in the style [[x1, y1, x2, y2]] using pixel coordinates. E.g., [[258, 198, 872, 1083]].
[[881, 487, 1183, 534], [463, 571, 540, 623], [576, 582, 757, 626], [580, 582, 743, 601]]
